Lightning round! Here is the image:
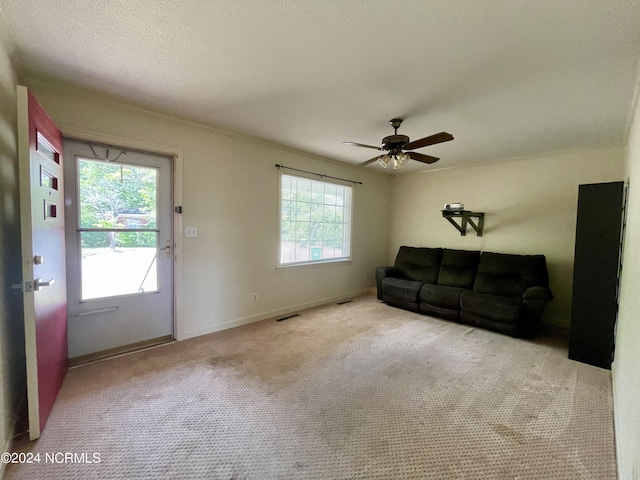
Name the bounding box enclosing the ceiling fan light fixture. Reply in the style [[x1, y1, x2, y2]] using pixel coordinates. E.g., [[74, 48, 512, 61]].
[[395, 152, 410, 168], [377, 154, 391, 168]]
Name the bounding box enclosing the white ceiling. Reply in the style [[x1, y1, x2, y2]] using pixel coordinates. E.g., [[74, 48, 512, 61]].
[[2, 0, 640, 173]]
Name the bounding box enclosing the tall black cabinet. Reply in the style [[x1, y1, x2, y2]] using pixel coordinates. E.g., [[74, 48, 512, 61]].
[[568, 181, 624, 369]]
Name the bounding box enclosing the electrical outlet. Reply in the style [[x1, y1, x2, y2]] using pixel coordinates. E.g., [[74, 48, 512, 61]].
[[364, 272, 369, 282], [252, 293, 258, 303], [185, 226, 198, 238]]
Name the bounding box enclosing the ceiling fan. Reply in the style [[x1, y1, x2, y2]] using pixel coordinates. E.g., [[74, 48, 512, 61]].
[[343, 118, 454, 169]]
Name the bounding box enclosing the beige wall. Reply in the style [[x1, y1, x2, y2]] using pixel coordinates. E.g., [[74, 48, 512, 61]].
[[0, 18, 25, 468], [6, 58, 638, 480], [389, 147, 625, 327], [613, 82, 640, 480], [26, 81, 391, 341]]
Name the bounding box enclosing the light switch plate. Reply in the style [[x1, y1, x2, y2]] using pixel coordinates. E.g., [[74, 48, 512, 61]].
[[186, 226, 198, 238]]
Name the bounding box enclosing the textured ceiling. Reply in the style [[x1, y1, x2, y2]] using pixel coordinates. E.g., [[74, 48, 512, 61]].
[[1, 0, 640, 173]]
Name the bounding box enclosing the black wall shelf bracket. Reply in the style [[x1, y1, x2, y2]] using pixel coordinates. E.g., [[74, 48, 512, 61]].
[[442, 210, 485, 236]]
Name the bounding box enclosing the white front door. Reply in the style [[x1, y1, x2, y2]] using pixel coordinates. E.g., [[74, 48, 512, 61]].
[[63, 139, 174, 361]]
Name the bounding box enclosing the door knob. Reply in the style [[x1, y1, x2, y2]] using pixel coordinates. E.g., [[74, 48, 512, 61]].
[[33, 278, 55, 291], [33, 255, 44, 265]]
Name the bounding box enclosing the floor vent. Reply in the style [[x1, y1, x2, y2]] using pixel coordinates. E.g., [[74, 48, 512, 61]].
[[336, 299, 353, 305], [276, 313, 300, 322]]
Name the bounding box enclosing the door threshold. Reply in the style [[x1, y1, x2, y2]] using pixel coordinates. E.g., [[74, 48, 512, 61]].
[[69, 335, 174, 368]]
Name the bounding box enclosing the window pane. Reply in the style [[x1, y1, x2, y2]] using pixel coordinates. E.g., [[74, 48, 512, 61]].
[[78, 158, 157, 230], [281, 200, 293, 221], [295, 222, 310, 241], [80, 231, 158, 300], [295, 201, 310, 222], [280, 174, 352, 265], [310, 223, 323, 244], [324, 205, 336, 224], [311, 182, 324, 203], [325, 183, 337, 204], [281, 175, 292, 199], [37, 132, 59, 164], [296, 178, 311, 200], [281, 221, 294, 242], [310, 202, 323, 219]]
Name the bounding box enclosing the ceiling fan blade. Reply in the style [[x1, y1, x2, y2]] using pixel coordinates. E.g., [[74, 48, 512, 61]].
[[403, 132, 454, 150], [407, 151, 440, 164], [343, 142, 383, 151], [359, 155, 382, 167]]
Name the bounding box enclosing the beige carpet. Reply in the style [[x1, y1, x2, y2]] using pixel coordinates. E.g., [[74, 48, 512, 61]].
[[5, 295, 616, 479]]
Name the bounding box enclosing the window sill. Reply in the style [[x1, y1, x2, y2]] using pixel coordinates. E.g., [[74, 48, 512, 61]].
[[277, 258, 353, 270]]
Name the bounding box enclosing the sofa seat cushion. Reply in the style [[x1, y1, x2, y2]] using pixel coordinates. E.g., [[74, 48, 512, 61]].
[[420, 283, 465, 310], [420, 302, 460, 321], [460, 291, 521, 324], [382, 278, 423, 304], [460, 311, 519, 336]]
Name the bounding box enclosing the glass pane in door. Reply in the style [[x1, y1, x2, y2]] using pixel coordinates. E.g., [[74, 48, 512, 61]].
[[78, 158, 157, 229], [77, 157, 159, 300], [80, 231, 158, 299]]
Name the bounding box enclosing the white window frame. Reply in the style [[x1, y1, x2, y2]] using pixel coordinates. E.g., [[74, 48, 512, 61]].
[[278, 171, 353, 267]]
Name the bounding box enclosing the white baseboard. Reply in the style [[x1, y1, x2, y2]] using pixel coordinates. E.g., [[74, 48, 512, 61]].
[[183, 289, 368, 340], [611, 362, 624, 480]]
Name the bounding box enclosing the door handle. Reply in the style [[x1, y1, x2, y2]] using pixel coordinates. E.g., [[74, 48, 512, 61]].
[[159, 240, 171, 258], [34, 278, 55, 291]]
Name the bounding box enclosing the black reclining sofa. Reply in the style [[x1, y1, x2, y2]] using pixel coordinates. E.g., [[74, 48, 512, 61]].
[[375, 246, 554, 338]]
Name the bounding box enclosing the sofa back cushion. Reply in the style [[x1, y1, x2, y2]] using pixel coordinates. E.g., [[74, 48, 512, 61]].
[[394, 246, 443, 283], [473, 252, 550, 297], [437, 249, 480, 288]]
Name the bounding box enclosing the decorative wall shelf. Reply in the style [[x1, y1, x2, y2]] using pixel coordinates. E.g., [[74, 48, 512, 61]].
[[442, 210, 485, 236]]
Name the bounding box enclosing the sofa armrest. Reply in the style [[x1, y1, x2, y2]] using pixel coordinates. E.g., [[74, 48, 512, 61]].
[[520, 286, 554, 338], [375, 266, 404, 300], [522, 286, 554, 301], [376, 266, 403, 279]]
